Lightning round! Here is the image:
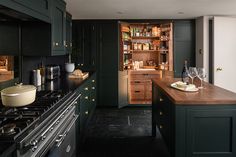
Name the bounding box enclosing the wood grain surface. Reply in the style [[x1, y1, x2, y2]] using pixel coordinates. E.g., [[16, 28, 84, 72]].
[[152, 78, 236, 105]]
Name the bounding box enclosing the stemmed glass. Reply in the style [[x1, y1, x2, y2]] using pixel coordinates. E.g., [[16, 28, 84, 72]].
[[197, 68, 206, 89], [188, 67, 198, 84]]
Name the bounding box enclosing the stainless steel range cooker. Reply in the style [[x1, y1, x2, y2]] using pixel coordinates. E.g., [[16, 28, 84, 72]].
[[0, 90, 80, 157]]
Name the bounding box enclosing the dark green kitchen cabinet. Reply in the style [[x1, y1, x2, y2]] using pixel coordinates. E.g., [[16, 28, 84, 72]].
[[66, 12, 72, 54], [72, 21, 98, 71], [173, 20, 195, 77], [0, 22, 19, 55], [51, 0, 66, 55], [72, 21, 118, 107], [21, 0, 68, 56], [152, 83, 236, 157], [0, 0, 51, 23], [97, 21, 118, 107], [76, 73, 97, 144]]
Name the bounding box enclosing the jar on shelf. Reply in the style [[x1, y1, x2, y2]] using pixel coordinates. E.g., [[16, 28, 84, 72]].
[[133, 43, 138, 50], [143, 43, 149, 50], [137, 43, 142, 50]]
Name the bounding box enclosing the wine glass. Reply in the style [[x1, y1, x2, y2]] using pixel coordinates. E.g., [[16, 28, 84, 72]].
[[197, 68, 206, 89], [188, 67, 198, 84]]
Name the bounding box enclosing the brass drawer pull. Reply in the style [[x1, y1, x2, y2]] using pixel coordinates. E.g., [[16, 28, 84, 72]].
[[159, 98, 163, 102], [134, 81, 141, 83], [135, 91, 140, 93]]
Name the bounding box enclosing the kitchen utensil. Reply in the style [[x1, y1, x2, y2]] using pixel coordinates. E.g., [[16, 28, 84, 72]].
[[1, 83, 36, 107], [65, 63, 75, 73]]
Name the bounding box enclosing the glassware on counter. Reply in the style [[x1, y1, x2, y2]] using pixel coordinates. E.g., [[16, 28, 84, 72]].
[[197, 68, 207, 89], [188, 67, 198, 84]]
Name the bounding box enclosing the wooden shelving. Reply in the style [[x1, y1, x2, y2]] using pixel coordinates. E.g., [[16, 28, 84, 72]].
[[119, 22, 173, 71], [132, 36, 159, 40], [132, 50, 159, 53]]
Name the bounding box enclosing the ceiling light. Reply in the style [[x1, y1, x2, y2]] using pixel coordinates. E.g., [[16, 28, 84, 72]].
[[117, 11, 123, 15]]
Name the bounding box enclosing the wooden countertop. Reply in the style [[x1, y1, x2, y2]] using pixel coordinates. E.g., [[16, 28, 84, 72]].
[[152, 78, 236, 105]]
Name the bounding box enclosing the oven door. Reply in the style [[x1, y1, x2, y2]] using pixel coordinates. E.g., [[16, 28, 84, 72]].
[[42, 115, 78, 157]]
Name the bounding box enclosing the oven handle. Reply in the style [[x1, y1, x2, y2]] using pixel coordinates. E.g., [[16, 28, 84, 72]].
[[55, 115, 78, 147]]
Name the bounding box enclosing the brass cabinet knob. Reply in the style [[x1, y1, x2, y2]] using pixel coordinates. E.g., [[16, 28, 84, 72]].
[[159, 125, 163, 129], [159, 98, 164, 102], [85, 96, 89, 100], [85, 111, 89, 115], [55, 42, 59, 46], [81, 64, 84, 66], [92, 87, 96, 90], [84, 87, 89, 91], [92, 99, 95, 102], [92, 80, 95, 83]]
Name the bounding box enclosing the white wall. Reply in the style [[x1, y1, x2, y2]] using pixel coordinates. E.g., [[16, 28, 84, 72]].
[[195, 16, 211, 82]]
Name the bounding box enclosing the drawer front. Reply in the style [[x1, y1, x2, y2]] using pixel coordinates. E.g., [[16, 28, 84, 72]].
[[130, 74, 146, 80], [130, 91, 145, 100], [130, 84, 145, 92]]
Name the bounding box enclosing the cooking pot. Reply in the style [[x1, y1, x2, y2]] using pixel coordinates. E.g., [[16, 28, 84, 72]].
[[1, 83, 36, 107]]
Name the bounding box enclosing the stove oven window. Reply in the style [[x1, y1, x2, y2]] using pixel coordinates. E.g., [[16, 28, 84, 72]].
[[0, 55, 19, 83]]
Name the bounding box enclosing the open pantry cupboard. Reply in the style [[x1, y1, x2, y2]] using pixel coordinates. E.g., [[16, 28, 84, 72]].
[[118, 21, 173, 107]]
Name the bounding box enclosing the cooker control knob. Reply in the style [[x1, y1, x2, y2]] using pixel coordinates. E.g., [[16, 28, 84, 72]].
[[41, 135, 46, 141], [50, 127, 54, 131], [31, 146, 38, 152], [30, 140, 38, 146]]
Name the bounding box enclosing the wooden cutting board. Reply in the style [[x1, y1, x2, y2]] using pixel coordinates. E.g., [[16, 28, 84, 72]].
[[68, 72, 89, 79]]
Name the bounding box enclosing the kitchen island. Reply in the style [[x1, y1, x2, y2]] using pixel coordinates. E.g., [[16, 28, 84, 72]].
[[152, 78, 236, 157]]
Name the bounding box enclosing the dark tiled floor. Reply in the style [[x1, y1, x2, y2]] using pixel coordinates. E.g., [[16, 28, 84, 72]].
[[78, 107, 170, 157]]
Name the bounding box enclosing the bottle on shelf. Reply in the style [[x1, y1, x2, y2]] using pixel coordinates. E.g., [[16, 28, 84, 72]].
[[181, 60, 189, 84]]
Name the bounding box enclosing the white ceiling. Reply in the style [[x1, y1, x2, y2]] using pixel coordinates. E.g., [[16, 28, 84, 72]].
[[65, 0, 236, 19]]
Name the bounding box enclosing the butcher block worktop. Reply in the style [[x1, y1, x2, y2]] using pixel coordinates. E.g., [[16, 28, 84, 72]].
[[152, 78, 236, 105]]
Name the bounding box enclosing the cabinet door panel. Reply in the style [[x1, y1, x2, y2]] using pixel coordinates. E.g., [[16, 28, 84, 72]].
[[66, 13, 72, 54], [186, 109, 236, 157], [52, 0, 66, 55], [0, 23, 19, 55]]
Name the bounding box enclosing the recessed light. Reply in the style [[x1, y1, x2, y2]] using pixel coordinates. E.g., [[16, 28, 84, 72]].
[[117, 11, 123, 15], [178, 12, 184, 14]]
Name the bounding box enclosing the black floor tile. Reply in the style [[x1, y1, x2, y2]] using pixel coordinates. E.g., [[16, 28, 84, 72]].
[[78, 107, 170, 157]]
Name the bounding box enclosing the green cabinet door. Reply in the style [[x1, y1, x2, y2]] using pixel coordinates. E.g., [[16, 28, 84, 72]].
[[72, 21, 97, 71], [185, 107, 236, 157], [66, 12, 72, 55], [97, 21, 118, 107], [173, 20, 195, 77], [51, 0, 66, 55], [0, 22, 19, 55]]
